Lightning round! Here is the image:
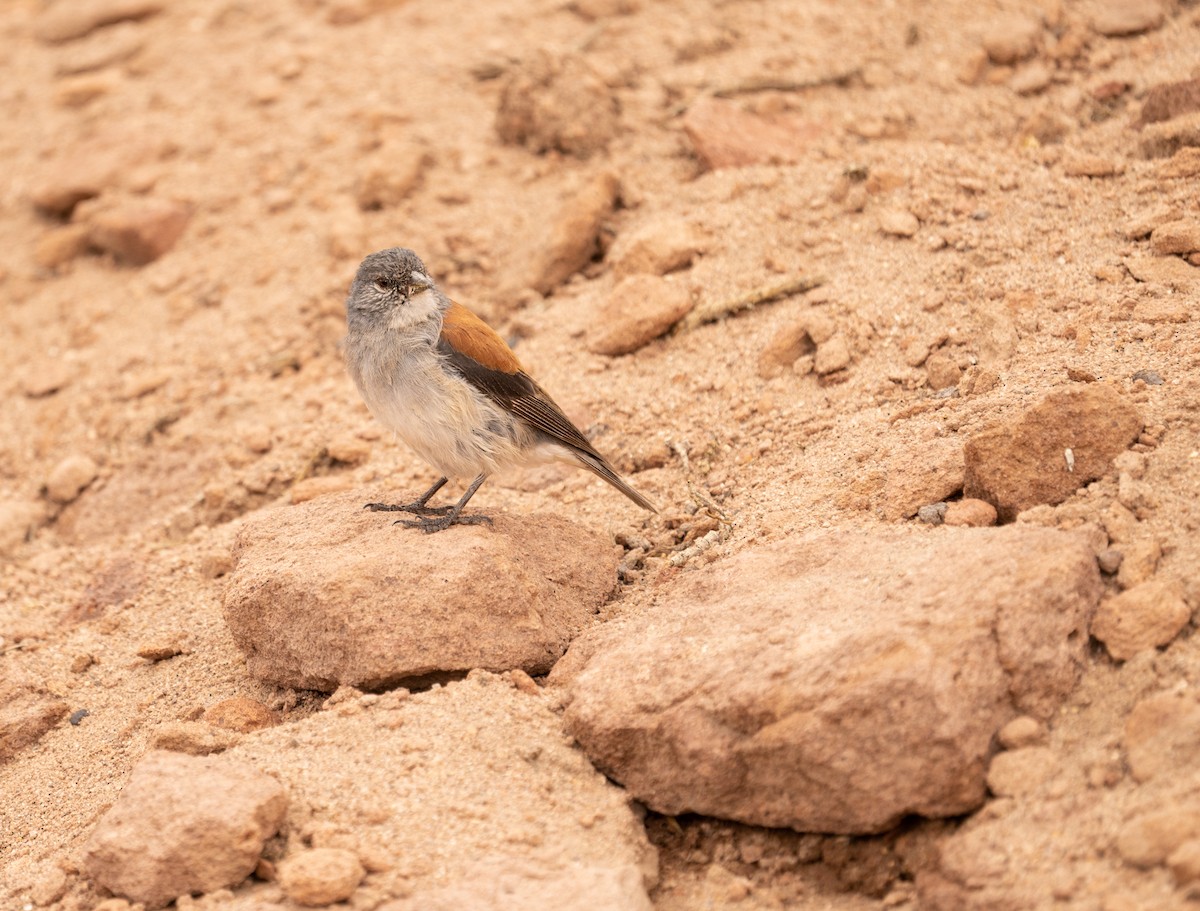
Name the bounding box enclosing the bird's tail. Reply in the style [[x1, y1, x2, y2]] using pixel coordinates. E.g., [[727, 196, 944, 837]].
[[573, 451, 658, 513]]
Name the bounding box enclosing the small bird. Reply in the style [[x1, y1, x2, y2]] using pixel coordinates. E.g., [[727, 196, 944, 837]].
[[343, 247, 657, 532]]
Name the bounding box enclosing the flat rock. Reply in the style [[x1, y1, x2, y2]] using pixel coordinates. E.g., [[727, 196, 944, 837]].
[[1150, 219, 1200, 255], [1091, 0, 1165, 36], [1136, 77, 1200, 128], [526, 171, 618, 294], [609, 216, 705, 276], [495, 50, 618, 158], [1125, 691, 1200, 783], [222, 490, 618, 690], [228, 674, 657, 903], [34, 0, 163, 44], [963, 384, 1142, 521], [556, 525, 1101, 834], [1091, 580, 1189, 660], [683, 97, 820, 169], [82, 751, 287, 908], [588, 275, 694, 356], [879, 438, 966, 520], [85, 197, 192, 265]]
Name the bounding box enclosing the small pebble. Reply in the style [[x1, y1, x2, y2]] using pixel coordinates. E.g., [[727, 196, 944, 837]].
[[1131, 370, 1163, 385], [1097, 549, 1124, 574], [279, 848, 365, 907], [70, 709, 90, 726], [917, 503, 947, 525]]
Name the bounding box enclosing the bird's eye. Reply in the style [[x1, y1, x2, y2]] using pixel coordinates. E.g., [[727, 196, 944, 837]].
[[373, 278, 392, 293]]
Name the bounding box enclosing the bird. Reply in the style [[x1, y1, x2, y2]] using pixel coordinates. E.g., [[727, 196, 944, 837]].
[[342, 247, 657, 532]]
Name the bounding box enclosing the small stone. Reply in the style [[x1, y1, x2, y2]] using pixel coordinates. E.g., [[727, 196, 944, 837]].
[[1063, 153, 1124, 177], [917, 503, 947, 525], [198, 550, 235, 579], [86, 197, 192, 265], [924, 349, 962, 389], [83, 751, 287, 908], [150, 722, 239, 756], [1117, 806, 1200, 867], [981, 15, 1041, 64], [291, 476, 355, 504], [943, 499, 998, 527], [1091, 0, 1165, 37], [1097, 549, 1124, 574], [1150, 220, 1200, 256], [278, 848, 365, 907], [1116, 538, 1161, 588], [46, 454, 99, 504], [0, 684, 68, 762], [878, 208, 920, 237], [997, 715, 1046, 748], [610, 216, 705, 276], [588, 275, 694, 356], [137, 640, 184, 662], [326, 436, 371, 465], [30, 866, 69, 906], [1168, 839, 1200, 885], [34, 224, 93, 270], [1125, 691, 1200, 782], [35, 0, 163, 44], [814, 334, 852, 375], [526, 171, 618, 294], [1011, 61, 1052, 95], [758, 320, 818, 378], [1122, 205, 1181, 240], [1131, 369, 1164, 385], [1092, 581, 1189, 661], [204, 697, 279, 733], [986, 746, 1057, 796]]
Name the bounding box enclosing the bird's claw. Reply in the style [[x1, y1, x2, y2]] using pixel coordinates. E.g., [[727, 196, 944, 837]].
[[394, 514, 494, 534], [364, 501, 453, 515]]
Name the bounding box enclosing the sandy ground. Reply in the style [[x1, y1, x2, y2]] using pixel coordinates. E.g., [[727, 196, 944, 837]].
[[2, 0, 1200, 908]]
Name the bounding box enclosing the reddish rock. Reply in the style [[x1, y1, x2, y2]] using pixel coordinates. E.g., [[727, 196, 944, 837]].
[[1091, 0, 1165, 37], [279, 848, 364, 907], [1150, 219, 1200, 256], [1136, 78, 1200, 128], [880, 439, 966, 520], [588, 275, 694, 356], [222, 490, 618, 690], [204, 696, 279, 733], [683, 97, 820, 169], [86, 197, 191, 265], [495, 50, 618, 158], [82, 751, 287, 908], [963, 385, 1142, 521], [557, 526, 1100, 833], [526, 171, 618, 294], [1091, 580, 1189, 660], [980, 15, 1041, 64], [610, 216, 705, 277], [943, 498, 998, 527]]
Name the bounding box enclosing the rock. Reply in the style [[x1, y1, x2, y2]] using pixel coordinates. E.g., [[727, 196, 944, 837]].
[[222, 491, 618, 690], [557, 526, 1101, 833], [325, 435, 370, 465], [55, 21, 145, 75], [1125, 691, 1200, 783], [610, 216, 705, 276], [1150, 219, 1200, 255], [1091, 0, 1165, 37], [1091, 580, 1189, 661], [279, 848, 364, 907], [85, 197, 191, 265], [1122, 204, 1181, 239], [943, 498, 998, 527], [997, 715, 1046, 748], [1139, 111, 1200, 159], [1116, 538, 1162, 589], [880, 438, 966, 520], [34, 224, 93, 270], [1117, 806, 1200, 867], [917, 503, 947, 525], [136, 639, 183, 662], [924, 349, 962, 389], [1063, 153, 1124, 177], [0, 674, 68, 762], [1136, 78, 1200, 128], [1010, 61, 1052, 95], [963, 385, 1142, 522], [227, 675, 656, 904], [986, 746, 1057, 797], [495, 50, 618, 158], [1124, 253, 1200, 289], [46, 454, 99, 504], [149, 722, 239, 755], [981, 15, 1041, 64], [588, 275, 694, 356], [204, 697, 278, 733], [757, 311, 831, 377], [355, 146, 427, 210], [1168, 840, 1200, 885], [34, 0, 163, 44], [682, 96, 818, 169], [0, 499, 43, 557], [814, 333, 852, 375], [878, 208, 920, 237], [82, 751, 287, 908], [526, 171, 618, 294], [1160, 147, 1200, 178]]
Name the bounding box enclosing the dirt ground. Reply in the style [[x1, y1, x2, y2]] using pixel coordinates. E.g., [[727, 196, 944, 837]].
[[2, 0, 1200, 908]]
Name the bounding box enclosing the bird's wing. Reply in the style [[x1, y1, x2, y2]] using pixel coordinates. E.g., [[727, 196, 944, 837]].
[[436, 301, 599, 457]]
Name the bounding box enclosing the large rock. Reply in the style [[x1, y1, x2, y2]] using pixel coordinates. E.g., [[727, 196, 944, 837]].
[[228, 674, 657, 904], [82, 751, 287, 908], [963, 385, 1141, 521], [222, 491, 618, 690], [556, 526, 1101, 834]]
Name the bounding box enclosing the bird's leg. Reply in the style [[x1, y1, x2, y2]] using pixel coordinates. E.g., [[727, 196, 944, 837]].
[[364, 476, 453, 514], [397, 474, 493, 533]]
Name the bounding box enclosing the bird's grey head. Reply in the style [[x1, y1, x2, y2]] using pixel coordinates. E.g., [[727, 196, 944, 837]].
[[345, 247, 446, 332]]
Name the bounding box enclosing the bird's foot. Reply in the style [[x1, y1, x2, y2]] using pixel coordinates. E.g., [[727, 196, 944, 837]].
[[394, 513, 494, 534], [364, 501, 453, 515]]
